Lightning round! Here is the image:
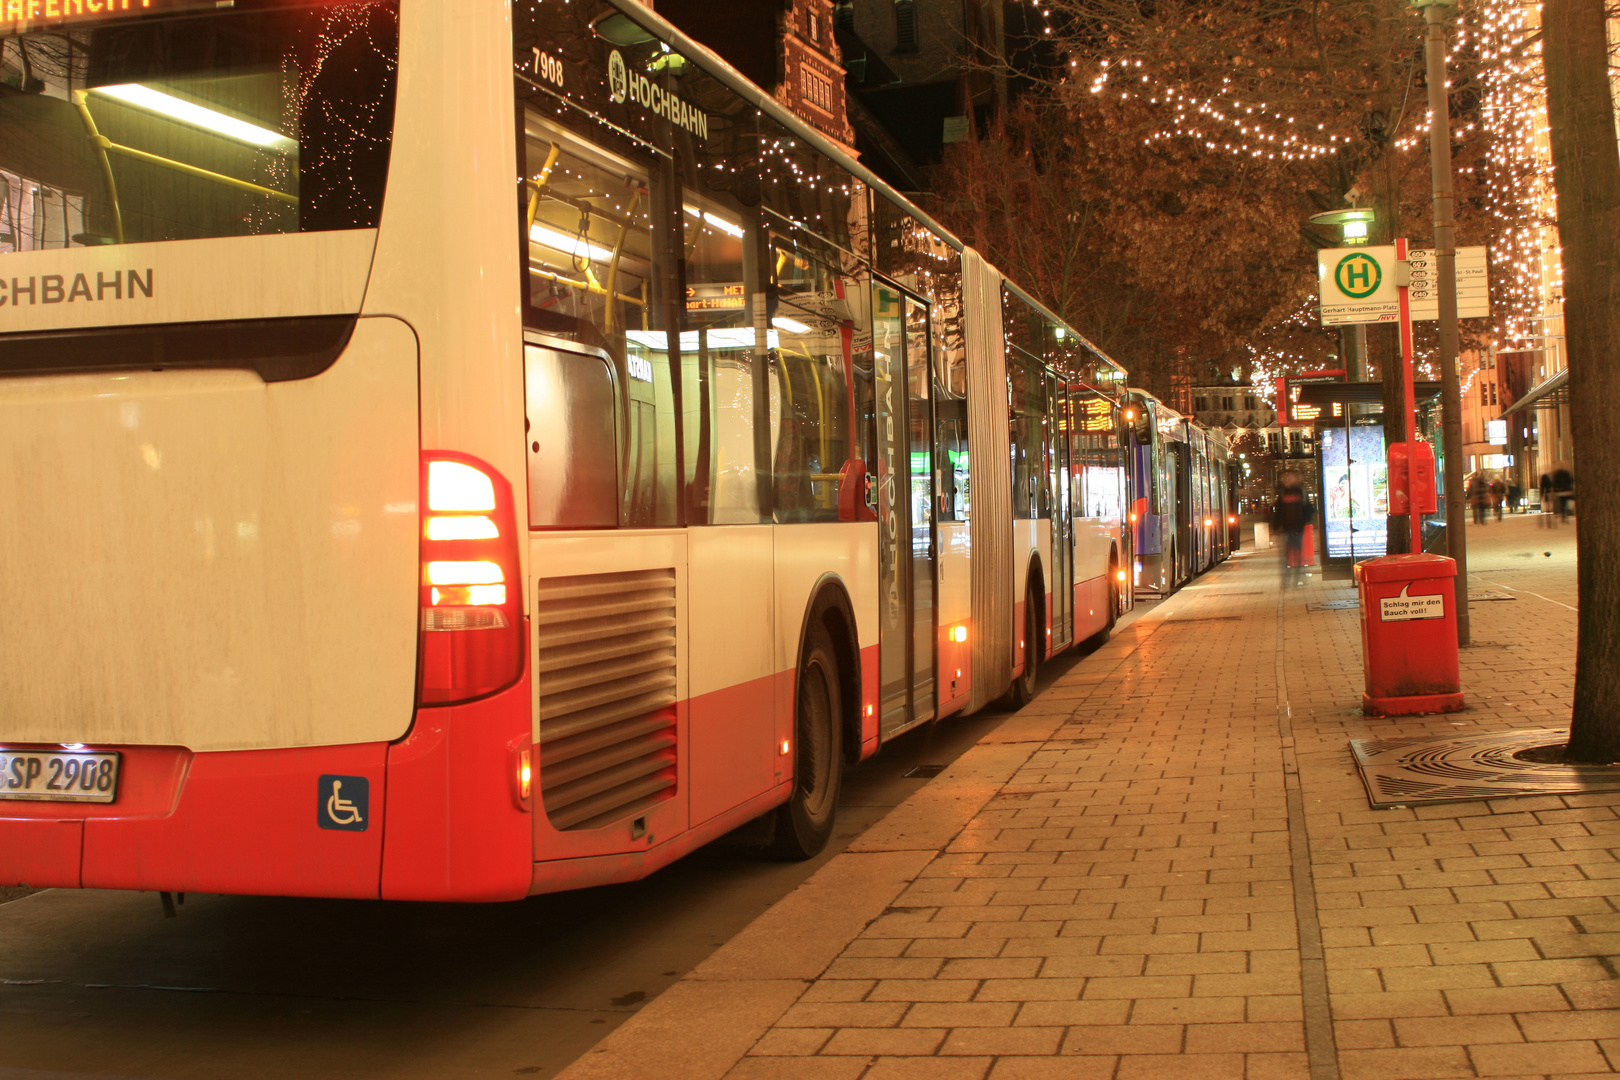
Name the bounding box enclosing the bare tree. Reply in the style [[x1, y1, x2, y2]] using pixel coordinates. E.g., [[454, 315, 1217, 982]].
[[1543, 0, 1620, 763]]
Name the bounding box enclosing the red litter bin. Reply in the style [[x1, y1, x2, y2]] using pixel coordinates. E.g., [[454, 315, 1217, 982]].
[[1354, 554, 1464, 717]]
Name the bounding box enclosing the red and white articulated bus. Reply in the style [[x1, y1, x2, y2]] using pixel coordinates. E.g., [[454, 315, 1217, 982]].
[[0, 0, 1132, 902]]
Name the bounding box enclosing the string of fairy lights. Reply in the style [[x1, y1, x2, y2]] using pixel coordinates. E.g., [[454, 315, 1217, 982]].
[[1013, 0, 1559, 400], [1463, 0, 1556, 373], [1088, 61, 1351, 162]]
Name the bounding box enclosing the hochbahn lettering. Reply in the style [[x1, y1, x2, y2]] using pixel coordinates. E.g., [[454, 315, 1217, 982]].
[[0, 269, 153, 306], [607, 49, 709, 141]]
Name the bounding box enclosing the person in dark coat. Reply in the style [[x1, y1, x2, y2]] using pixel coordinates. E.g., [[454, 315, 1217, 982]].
[[1468, 474, 1489, 525], [1540, 471, 1555, 526], [1272, 471, 1314, 589], [1553, 464, 1575, 522]]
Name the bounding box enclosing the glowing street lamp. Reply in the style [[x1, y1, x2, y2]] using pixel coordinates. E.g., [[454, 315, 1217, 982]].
[[1309, 208, 1377, 247]]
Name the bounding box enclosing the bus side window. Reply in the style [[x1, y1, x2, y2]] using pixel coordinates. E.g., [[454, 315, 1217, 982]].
[[935, 398, 968, 521], [1008, 360, 1044, 519], [526, 347, 621, 529], [769, 246, 859, 524]]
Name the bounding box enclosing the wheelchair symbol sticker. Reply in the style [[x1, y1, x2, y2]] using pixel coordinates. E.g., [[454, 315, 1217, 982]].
[[318, 775, 369, 832]]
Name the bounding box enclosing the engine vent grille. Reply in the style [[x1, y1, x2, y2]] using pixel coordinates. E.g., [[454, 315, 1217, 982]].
[[534, 568, 678, 831]]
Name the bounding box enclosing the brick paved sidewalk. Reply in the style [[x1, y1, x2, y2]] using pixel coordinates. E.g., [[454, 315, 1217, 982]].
[[562, 531, 1618, 1080]]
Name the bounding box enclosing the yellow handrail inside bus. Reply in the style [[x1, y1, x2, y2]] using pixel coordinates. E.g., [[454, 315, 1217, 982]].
[[102, 142, 298, 204], [602, 189, 641, 336], [70, 90, 124, 244], [525, 142, 561, 234], [528, 265, 645, 308], [73, 90, 297, 214]]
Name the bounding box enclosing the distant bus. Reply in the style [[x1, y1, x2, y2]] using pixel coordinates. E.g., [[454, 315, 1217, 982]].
[[1124, 390, 1233, 594], [1, 0, 1130, 902]]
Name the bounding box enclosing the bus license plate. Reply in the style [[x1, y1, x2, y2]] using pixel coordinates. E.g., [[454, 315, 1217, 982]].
[[0, 748, 120, 803]]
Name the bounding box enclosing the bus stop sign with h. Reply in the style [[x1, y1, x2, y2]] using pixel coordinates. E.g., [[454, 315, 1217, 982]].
[[1317, 242, 1483, 716]]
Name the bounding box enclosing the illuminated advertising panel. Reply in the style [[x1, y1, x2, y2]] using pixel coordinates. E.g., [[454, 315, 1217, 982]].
[[1319, 422, 1388, 561]]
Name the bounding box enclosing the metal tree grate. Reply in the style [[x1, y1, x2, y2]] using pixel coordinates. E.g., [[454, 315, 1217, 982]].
[[1309, 599, 1360, 611], [1350, 728, 1620, 809]]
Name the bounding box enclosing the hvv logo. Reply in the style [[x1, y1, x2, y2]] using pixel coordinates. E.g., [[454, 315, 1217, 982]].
[[318, 775, 369, 832]]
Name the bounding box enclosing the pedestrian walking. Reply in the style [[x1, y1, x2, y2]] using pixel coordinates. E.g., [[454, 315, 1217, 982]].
[[1553, 463, 1574, 523], [1540, 470, 1555, 526], [1468, 474, 1489, 525], [1507, 480, 1521, 514], [1273, 471, 1313, 589], [1489, 476, 1506, 522]]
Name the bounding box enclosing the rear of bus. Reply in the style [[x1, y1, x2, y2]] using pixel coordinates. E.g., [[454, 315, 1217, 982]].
[[0, 0, 534, 900]]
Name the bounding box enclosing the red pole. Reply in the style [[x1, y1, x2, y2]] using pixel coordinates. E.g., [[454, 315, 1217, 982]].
[[1396, 238, 1420, 551]]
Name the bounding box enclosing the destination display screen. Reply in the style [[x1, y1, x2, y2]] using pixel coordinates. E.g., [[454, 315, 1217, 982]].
[[1277, 370, 1346, 425]]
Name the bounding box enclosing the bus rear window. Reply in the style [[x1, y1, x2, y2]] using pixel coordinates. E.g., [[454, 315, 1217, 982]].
[[0, 0, 397, 252]]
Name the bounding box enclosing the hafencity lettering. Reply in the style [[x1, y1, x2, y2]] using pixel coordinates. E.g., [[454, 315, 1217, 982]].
[[0, 269, 154, 307], [607, 49, 709, 141], [1, 0, 163, 33]]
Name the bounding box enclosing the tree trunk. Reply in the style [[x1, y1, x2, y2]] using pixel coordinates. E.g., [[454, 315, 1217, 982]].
[[1544, 0, 1620, 763]]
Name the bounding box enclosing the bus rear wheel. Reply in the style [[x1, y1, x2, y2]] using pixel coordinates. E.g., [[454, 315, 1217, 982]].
[[768, 624, 843, 859]]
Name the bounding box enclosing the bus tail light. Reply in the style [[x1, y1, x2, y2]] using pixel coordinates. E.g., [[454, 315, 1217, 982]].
[[418, 453, 524, 706]]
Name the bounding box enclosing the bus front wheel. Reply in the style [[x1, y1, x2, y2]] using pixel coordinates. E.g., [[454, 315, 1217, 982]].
[[769, 624, 843, 859]]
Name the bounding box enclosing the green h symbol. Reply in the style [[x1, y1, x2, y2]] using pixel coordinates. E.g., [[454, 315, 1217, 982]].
[[1335, 253, 1381, 298]]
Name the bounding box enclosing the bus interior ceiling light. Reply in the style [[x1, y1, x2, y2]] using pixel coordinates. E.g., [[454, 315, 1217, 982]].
[[772, 316, 813, 334], [529, 223, 616, 264], [683, 206, 744, 237], [92, 84, 295, 152], [627, 329, 779, 351]]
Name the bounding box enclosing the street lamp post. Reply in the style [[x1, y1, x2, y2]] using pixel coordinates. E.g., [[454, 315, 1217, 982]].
[[1414, 0, 1470, 647]]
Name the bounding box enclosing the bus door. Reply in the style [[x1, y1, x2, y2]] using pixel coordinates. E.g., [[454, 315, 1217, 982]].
[[873, 281, 938, 736], [1169, 439, 1188, 584], [1049, 377, 1073, 650]]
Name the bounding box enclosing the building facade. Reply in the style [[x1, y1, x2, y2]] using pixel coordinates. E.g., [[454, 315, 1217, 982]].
[[652, 0, 856, 150]]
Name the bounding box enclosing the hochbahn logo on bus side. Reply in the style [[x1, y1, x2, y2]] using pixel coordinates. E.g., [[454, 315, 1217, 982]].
[[607, 49, 710, 141], [0, 269, 153, 307]]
